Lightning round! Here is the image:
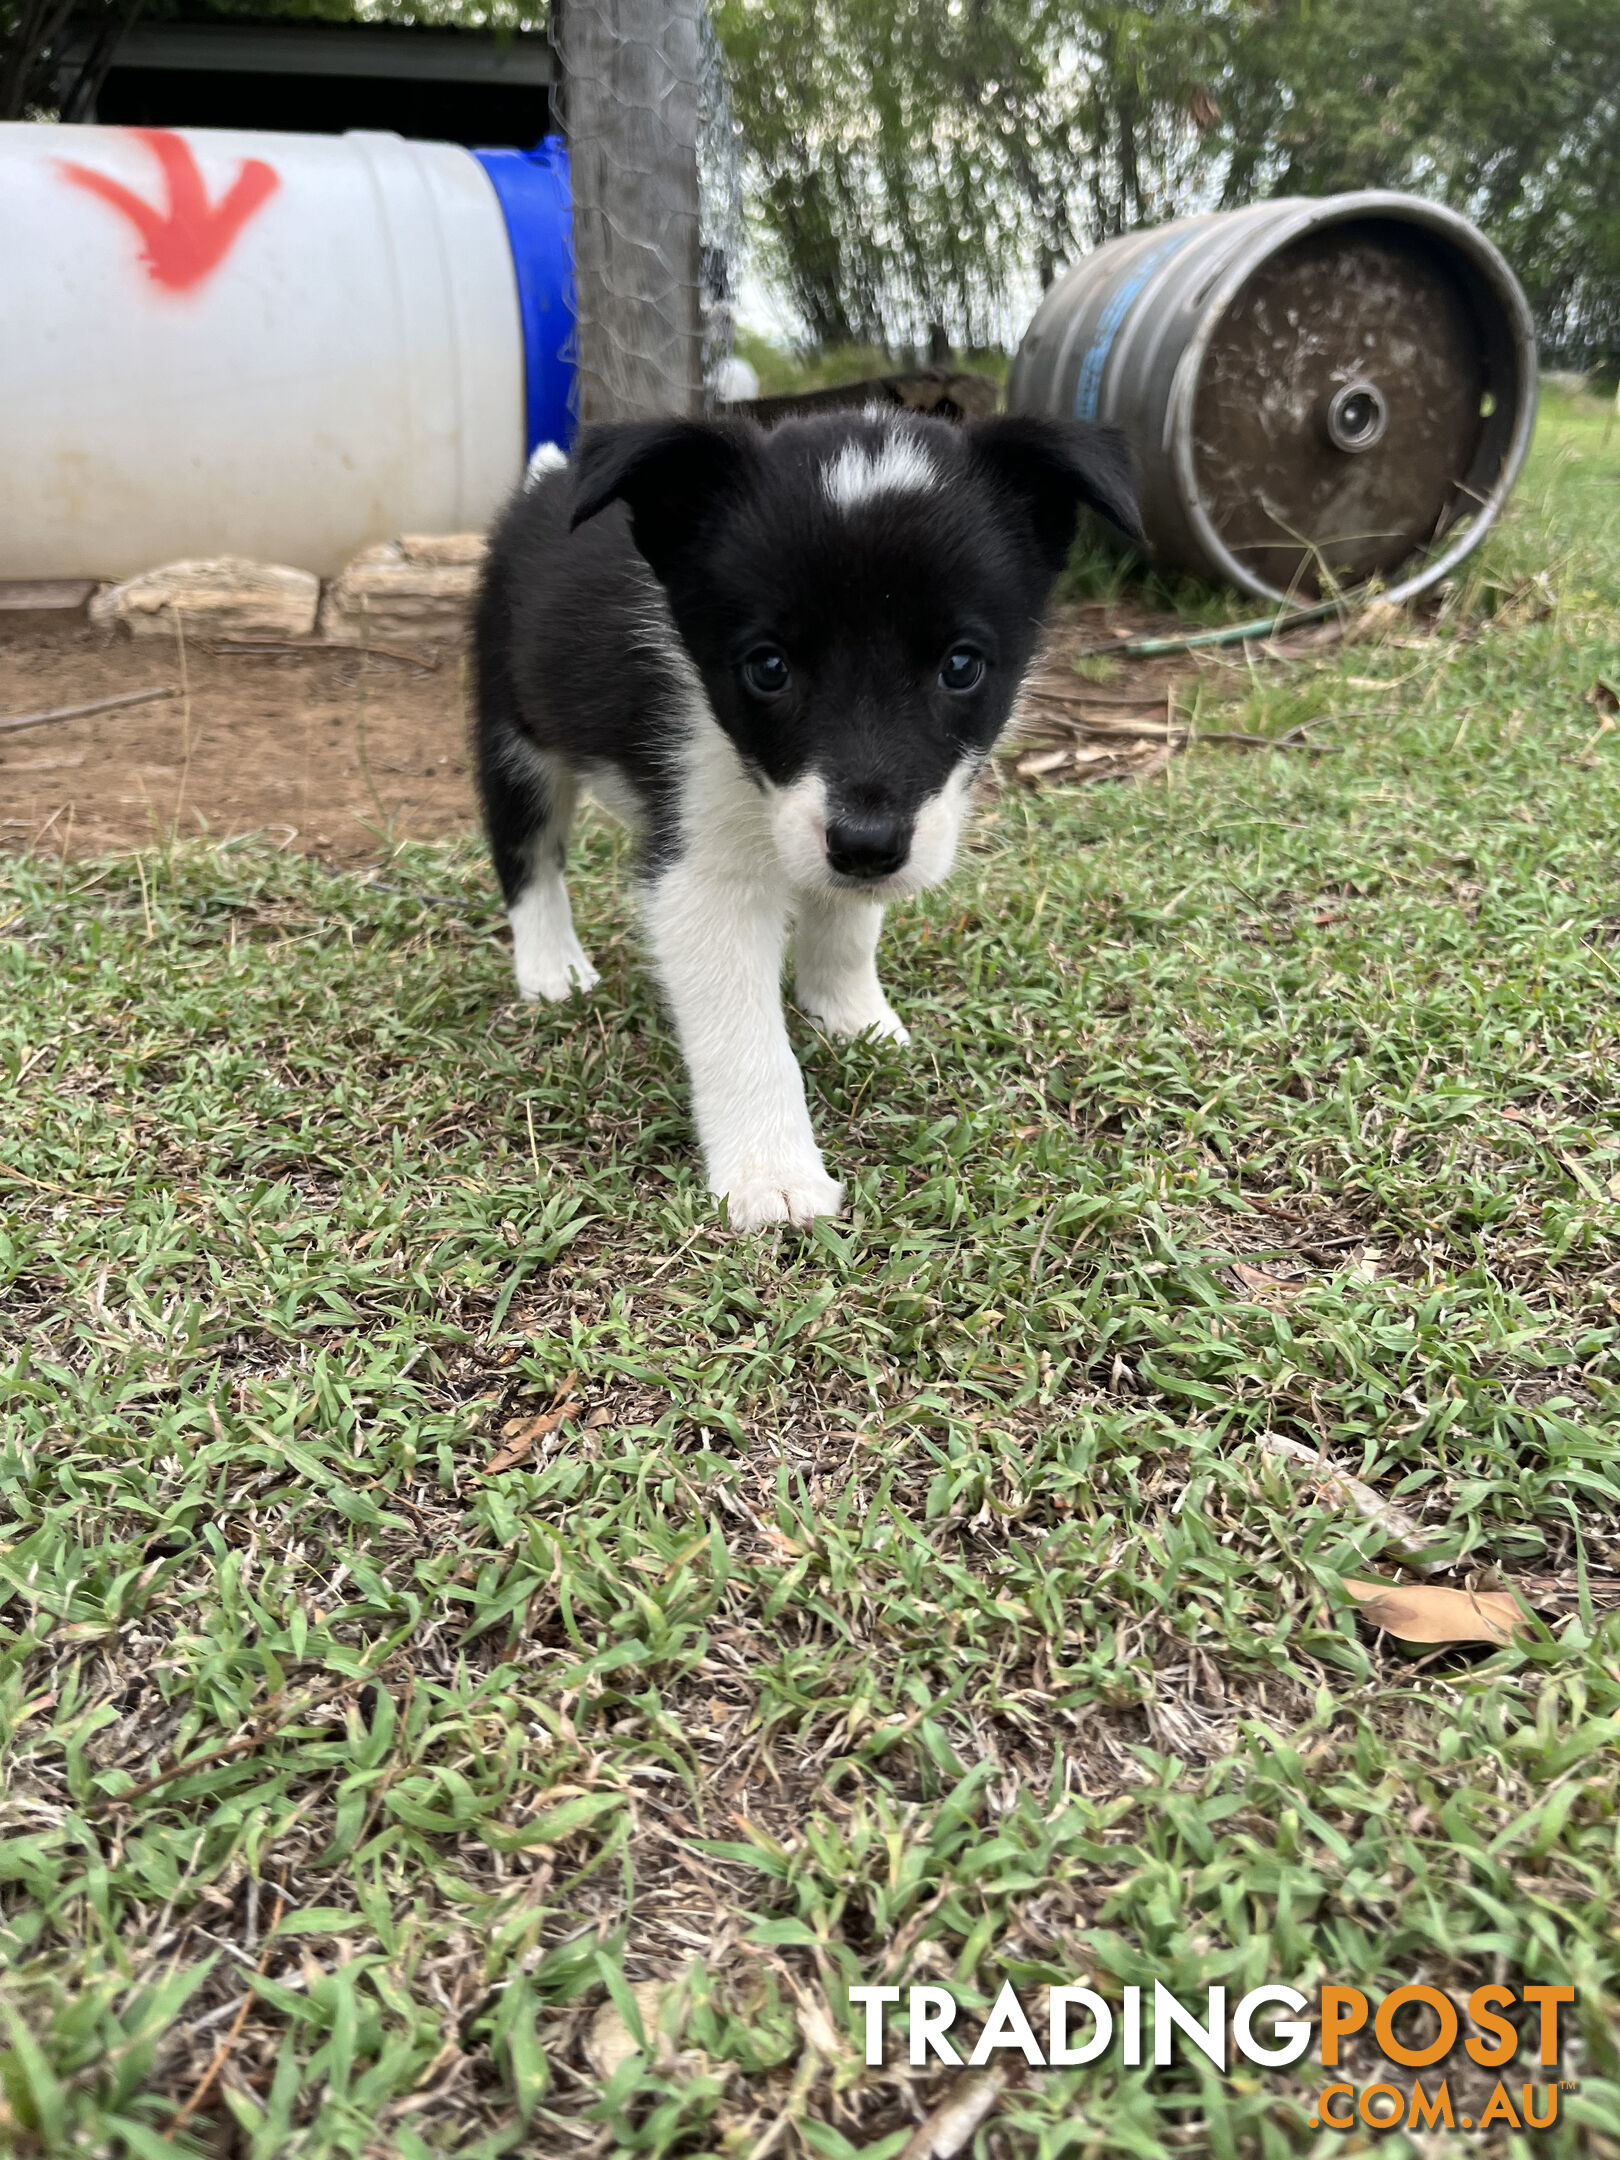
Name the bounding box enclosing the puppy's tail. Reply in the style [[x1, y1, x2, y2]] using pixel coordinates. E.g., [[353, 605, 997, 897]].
[[524, 441, 569, 492]]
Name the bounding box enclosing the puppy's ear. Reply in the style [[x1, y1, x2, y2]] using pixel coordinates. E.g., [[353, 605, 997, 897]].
[[966, 415, 1142, 573], [570, 419, 758, 582]]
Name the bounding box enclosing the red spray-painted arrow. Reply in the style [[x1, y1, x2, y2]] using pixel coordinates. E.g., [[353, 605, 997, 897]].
[[59, 128, 278, 293]]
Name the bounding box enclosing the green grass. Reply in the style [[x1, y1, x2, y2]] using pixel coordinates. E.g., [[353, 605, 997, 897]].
[[4, 389, 1620, 2157], [733, 332, 1011, 398]]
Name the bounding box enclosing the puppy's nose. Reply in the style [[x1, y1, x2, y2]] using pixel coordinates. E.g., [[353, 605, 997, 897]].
[[825, 814, 909, 881]]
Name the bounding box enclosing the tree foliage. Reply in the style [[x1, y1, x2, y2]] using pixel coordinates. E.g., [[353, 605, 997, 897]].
[[713, 0, 1620, 365], [711, 0, 1226, 346], [1222, 0, 1620, 366]]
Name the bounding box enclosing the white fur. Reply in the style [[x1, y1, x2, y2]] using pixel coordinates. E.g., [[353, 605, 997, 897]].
[[795, 893, 909, 1043], [506, 752, 599, 1000], [822, 435, 938, 512], [761, 756, 978, 901], [519, 574, 974, 1228], [644, 712, 842, 1231], [765, 770, 834, 889], [903, 757, 980, 891], [511, 872, 599, 1000], [524, 441, 568, 491]]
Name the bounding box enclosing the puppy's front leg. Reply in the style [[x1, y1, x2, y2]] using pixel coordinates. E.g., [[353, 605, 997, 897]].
[[794, 893, 909, 1043], [645, 862, 843, 1231]]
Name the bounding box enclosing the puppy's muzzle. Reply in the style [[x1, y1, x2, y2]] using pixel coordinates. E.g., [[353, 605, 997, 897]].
[[825, 813, 910, 882]]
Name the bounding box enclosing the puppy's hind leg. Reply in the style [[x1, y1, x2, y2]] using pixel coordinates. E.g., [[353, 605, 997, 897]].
[[794, 893, 909, 1043], [478, 732, 599, 1003]]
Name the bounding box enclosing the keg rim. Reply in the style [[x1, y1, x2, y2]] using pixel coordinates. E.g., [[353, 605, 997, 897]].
[[1164, 189, 1539, 608]]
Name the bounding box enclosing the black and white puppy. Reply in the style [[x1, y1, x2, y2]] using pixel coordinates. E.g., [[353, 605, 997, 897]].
[[474, 409, 1138, 1230]]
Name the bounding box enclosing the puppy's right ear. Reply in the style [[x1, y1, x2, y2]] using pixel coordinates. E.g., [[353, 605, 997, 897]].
[[570, 420, 757, 583]]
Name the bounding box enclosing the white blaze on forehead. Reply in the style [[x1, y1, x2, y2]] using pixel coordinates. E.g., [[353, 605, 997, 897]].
[[822, 434, 938, 511]]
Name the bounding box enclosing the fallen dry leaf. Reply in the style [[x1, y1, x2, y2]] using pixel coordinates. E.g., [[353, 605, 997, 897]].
[[584, 1980, 668, 2079], [1263, 1435, 1440, 1570], [1344, 1577, 1526, 1646], [757, 1525, 808, 1558], [486, 1392, 581, 1475], [1016, 746, 1079, 777], [1344, 598, 1407, 641], [1232, 1260, 1308, 1304], [900, 2069, 1007, 2160]]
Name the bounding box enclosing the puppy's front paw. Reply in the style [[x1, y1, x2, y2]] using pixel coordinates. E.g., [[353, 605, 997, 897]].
[[831, 1004, 911, 1045], [514, 946, 600, 1002], [721, 1166, 844, 1232], [800, 993, 910, 1045]]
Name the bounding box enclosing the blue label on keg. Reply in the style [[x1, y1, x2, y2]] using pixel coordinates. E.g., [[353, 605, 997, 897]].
[[1073, 227, 1202, 421]]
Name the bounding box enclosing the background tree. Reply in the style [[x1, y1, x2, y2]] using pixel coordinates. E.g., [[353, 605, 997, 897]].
[[715, 0, 1620, 369], [713, 0, 1228, 348], [1220, 0, 1620, 366], [1, 0, 142, 118]]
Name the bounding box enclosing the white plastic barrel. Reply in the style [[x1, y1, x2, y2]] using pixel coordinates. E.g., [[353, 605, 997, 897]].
[[0, 123, 574, 579]]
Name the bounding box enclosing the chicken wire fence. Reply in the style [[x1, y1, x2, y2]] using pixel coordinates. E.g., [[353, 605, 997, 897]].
[[551, 0, 745, 426]]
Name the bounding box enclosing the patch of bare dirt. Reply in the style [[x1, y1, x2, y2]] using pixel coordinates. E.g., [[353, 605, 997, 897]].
[[1, 592, 1359, 866], [0, 615, 478, 864]]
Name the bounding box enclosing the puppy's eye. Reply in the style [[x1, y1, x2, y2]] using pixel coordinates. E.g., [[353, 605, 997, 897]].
[[940, 647, 985, 693], [742, 647, 791, 698]]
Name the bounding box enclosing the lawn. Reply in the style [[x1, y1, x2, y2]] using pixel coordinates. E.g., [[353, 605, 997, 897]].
[[3, 389, 1620, 2159]]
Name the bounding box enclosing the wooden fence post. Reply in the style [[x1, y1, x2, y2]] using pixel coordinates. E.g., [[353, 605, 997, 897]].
[[559, 0, 705, 423]]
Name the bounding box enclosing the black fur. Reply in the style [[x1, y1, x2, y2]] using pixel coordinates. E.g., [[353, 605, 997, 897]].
[[472, 408, 1140, 1225], [473, 409, 1139, 882]]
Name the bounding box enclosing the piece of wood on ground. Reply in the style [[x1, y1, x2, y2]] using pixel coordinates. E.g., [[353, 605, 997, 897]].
[[1261, 1433, 1442, 1571], [0, 685, 180, 736], [0, 579, 98, 612]]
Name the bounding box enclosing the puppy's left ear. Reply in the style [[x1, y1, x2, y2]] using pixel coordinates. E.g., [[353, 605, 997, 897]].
[[966, 415, 1142, 573], [570, 419, 759, 584]]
